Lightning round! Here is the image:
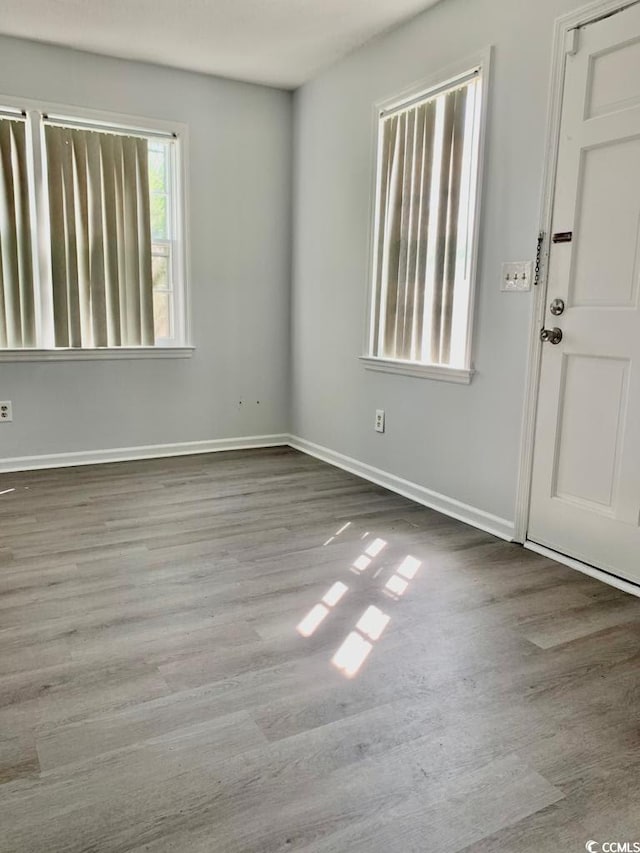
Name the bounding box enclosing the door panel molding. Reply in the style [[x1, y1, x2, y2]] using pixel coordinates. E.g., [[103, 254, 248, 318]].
[[585, 34, 640, 118], [552, 353, 629, 512]]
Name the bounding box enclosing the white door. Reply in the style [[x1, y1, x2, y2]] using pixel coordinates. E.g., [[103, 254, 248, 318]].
[[528, 2, 640, 585]]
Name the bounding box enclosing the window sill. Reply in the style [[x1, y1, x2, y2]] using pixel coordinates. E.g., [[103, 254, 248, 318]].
[[360, 356, 474, 384], [0, 346, 195, 362]]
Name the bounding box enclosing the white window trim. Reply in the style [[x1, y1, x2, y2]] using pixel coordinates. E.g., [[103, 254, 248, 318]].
[[359, 356, 474, 384], [0, 347, 194, 362], [361, 48, 492, 383], [0, 93, 192, 360]]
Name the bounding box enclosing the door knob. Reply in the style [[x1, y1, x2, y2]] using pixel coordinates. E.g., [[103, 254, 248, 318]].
[[540, 327, 563, 345], [549, 298, 565, 316]]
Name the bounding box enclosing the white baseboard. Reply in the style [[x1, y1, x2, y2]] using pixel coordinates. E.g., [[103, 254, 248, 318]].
[[525, 540, 640, 600], [0, 434, 289, 473], [8, 430, 637, 597], [288, 435, 515, 542], [2, 431, 515, 544]]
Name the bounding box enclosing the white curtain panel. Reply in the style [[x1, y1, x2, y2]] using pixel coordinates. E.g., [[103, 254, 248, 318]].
[[46, 126, 154, 347], [0, 118, 36, 348]]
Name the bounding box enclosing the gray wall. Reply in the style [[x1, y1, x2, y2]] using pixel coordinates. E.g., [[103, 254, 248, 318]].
[[2, 0, 593, 526], [291, 0, 585, 524], [0, 36, 292, 460]]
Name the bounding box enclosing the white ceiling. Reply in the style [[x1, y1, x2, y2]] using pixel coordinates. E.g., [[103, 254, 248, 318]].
[[0, 0, 443, 89]]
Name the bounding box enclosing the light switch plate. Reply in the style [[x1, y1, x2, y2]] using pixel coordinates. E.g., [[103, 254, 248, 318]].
[[501, 261, 532, 292]]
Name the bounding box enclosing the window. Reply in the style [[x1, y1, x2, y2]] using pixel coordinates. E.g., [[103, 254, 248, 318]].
[[149, 139, 180, 343], [364, 61, 487, 382], [0, 101, 188, 357]]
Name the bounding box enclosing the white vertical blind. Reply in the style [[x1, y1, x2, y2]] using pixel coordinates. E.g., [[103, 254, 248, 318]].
[[45, 125, 154, 347], [0, 118, 36, 348], [371, 75, 481, 367]]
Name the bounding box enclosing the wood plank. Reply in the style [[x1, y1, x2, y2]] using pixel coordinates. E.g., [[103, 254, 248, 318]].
[[0, 448, 638, 851]]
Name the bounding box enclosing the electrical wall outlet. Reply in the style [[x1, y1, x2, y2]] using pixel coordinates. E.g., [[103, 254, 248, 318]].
[[0, 401, 12, 423], [501, 261, 533, 292], [375, 409, 385, 433]]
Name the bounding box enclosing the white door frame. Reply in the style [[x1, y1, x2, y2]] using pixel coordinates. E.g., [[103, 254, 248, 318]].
[[515, 0, 640, 574]]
